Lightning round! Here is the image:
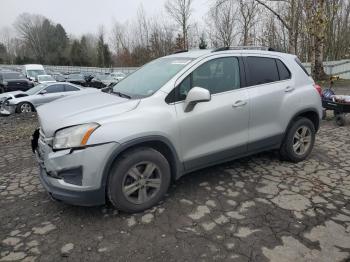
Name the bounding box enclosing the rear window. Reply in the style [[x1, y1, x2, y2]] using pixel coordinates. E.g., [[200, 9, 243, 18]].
[[246, 57, 279, 86], [295, 58, 310, 76], [276, 59, 291, 80], [3, 72, 25, 80]]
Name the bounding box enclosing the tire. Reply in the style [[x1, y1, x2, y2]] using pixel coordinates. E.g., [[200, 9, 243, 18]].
[[16, 102, 34, 114], [335, 114, 346, 126], [107, 147, 171, 213], [280, 117, 316, 163], [322, 110, 327, 120]]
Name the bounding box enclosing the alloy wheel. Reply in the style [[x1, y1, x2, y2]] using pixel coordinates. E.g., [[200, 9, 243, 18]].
[[20, 103, 32, 113], [122, 161, 162, 205], [293, 126, 312, 155]]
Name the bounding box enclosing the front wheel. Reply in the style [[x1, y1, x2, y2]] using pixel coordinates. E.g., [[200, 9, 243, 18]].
[[16, 102, 34, 114], [280, 117, 316, 163], [107, 147, 171, 213]]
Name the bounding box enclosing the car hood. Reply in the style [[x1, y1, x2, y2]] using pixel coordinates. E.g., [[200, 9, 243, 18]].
[[37, 91, 140, 137], [0, 91, 25, 100]]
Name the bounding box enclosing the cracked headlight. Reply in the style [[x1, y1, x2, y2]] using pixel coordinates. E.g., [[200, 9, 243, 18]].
[[53, 123, 100, 150]]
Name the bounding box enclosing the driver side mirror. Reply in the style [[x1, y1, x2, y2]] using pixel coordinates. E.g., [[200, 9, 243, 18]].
[[184, 87, 211, 112], [39, 90, 47, 95]]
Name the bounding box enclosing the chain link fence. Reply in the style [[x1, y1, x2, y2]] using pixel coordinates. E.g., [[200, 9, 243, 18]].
[[0, 64, 138, 75], [1, 60, 350, 79]]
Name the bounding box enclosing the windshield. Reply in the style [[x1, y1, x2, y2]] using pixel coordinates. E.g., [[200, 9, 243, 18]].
[[27, 70, 46, 78], [3, 72, 25, 80], [25, 83, 47, 95], [112, 57, 193, 98], [38, 75, 55, 81]]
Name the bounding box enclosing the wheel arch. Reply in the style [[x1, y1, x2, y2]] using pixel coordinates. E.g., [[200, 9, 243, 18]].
[[101, 136, 183, 194], [287, 108, 320, 133], [16, 101, 36, 113]]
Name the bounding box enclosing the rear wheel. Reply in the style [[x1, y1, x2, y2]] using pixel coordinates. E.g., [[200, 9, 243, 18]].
[[335, 114, 346, 126], [16, 102, 34, 114], [107, 147, 171, 213], [280, 117, 316, 163]]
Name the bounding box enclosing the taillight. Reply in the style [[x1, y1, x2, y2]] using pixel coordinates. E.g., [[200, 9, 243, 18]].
[[314, 84, 322, 96]]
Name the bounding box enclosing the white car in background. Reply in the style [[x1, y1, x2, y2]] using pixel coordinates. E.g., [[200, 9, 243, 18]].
[[22, 64, 46, 81], [35, 75, 56, 84], [0, 82, 98, 115]]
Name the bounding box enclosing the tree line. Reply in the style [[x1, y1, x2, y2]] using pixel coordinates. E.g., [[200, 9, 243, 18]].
[[0, 0, 349, 80]]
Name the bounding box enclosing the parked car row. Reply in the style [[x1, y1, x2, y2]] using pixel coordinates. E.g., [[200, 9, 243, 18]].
[[49, 71, 127, 89], [1, 64, 127, 92], [0, 64, 128, 116], [0, 82, 98, 115]]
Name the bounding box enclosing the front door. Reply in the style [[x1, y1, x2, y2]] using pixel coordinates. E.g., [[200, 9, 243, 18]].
[[173, 56, 249, 171]]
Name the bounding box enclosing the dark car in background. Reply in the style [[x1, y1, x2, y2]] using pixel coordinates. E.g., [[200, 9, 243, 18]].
[[89, 74, 118, 89], [66, 73, 87, 86], [0, 71, 34, 93], [51, 73, 66, 82]]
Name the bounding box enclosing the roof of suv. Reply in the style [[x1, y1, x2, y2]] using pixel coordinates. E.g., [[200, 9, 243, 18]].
[[167, 48, 295, 60]]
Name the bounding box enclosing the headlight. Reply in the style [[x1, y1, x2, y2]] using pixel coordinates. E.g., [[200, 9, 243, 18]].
[[53, 123, 100, 150]]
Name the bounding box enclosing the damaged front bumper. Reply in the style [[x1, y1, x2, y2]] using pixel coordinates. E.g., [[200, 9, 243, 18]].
[[32, 129, 119, 206]]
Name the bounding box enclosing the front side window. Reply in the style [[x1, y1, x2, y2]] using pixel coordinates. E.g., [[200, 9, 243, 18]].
[[246, 57, 279, 86], [26, 84, 47, 95], [172, 57, 241, 102], [45, 84, 65, 93]]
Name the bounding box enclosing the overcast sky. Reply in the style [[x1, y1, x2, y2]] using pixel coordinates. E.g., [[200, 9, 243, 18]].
[[0, 0, 209, 36]]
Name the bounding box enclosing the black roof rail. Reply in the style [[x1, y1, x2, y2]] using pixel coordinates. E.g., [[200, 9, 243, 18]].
[[212, 46, 273, 52], [173, 49, 189, 54]]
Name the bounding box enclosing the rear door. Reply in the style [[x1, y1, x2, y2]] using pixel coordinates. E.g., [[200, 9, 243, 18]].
[[64, 84, 80, 95], [244, 56, 293, 152]]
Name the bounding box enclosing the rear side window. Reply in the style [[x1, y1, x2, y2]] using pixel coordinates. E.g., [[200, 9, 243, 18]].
[[295, 58, 310, 76], [246, 57, 279, 86], [45, 84, 65, 93], [65, 85, 79, 91], [276, 59, 291, 80]]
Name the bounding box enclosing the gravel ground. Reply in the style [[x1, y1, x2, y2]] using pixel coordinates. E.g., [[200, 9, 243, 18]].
[[1, 87, 350, 261], [0, 114, 38, 145]]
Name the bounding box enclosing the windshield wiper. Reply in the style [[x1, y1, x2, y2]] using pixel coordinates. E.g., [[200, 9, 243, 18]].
[[111, 91, 132, 99]]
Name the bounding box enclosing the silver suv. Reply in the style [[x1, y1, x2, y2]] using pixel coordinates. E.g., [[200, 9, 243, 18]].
[[32, 47, 322, 212]]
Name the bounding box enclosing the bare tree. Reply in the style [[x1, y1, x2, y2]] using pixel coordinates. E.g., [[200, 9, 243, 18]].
[[238, 0, 259, 45], [208, 0, 238, 47], [304, 0, 328, 80], [165, 0, 193, 50], [14, 13, 46, 62]]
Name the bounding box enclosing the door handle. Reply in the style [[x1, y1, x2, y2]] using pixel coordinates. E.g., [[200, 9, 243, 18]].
[[285, 86, 295, 93], [232, 100, 247, 108]]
